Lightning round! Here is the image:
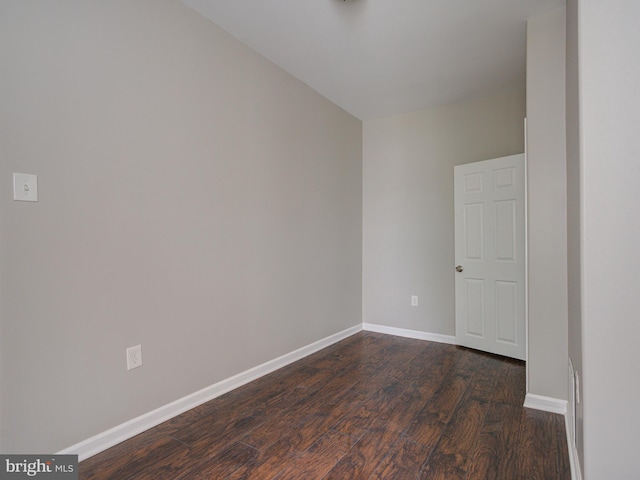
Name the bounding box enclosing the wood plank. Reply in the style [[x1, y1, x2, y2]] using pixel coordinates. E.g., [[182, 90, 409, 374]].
[[467, 353, 504, 402], [79, 437, 191, 480], [439, 397, 489, 452], [225, 436, 299, 479], [516, 408, 570, 480], [555, 413, 572, 479], [331, 341, 446, 439], [174, 441, 259, 480], [419, 398, 488, 479], [274, 429, 355, 480], [239, 385, 363, 451], [323, 427, 401, 480], [492, 358, 526, 406], [466, 402, 521, 480], [369, 436, 432, 479], [405, 374, 468, 447]]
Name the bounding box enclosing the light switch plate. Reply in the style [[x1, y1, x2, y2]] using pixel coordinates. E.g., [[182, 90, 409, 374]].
[[13, 173, 38, 202]]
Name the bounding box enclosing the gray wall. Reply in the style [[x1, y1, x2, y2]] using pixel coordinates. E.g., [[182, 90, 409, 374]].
[[526, 9, 568, 401], [0, 0, 362, 453], [363, 90, 525, 335], [575, 1, 640, 477]]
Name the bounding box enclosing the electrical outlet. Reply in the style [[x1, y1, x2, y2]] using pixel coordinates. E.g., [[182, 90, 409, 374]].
[[411, 295, 419, 307], [126, 344, 143, 370]]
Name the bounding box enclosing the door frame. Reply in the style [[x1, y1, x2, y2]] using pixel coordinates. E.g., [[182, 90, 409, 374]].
[[524, 119, 529, 391]]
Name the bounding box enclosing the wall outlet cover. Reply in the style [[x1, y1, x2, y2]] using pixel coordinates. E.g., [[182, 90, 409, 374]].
[[126, 345, 143, 370]]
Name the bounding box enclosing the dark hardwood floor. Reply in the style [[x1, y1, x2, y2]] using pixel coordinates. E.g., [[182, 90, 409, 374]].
[[79, 332, 570, 479]]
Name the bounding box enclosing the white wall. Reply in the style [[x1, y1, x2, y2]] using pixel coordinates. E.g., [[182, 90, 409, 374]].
[[526, 9, 568, 401], [363, 90, 525, 335], [0, 0, 362, 453], [577, 1, 640, 477]]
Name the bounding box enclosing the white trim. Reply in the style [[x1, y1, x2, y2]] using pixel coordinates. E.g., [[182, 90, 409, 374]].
[[524, 121, 529, 391], [567, 359, 576, 456], [565, 411, 583, 480], [58, 324, 362, 461], [523, 393, 567, 415], [362, 323, 456, 345]]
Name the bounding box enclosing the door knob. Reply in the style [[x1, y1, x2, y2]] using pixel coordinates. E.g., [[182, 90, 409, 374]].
[[455, 265, 463, 272]]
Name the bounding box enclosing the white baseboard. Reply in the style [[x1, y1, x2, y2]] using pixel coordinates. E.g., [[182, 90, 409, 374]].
[[362, 323, 456, 345], [523, 393, 567, 415], [564, 411, 583, 480], [59, 324, 362, 461]]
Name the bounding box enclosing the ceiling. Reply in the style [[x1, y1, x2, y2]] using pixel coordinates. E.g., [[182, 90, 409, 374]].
[[181, 0, 564, 120]]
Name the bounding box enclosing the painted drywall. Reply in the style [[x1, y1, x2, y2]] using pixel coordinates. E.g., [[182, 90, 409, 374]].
[[578, 1, 640, 477], [525, 9, 568, 402], [0, 0, 362, 453], [565, 0, 583, 473], [363, 90, 525, 335]]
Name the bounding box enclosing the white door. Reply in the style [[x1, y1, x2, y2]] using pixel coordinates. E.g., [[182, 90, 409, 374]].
[[454, 154, 526, 360]]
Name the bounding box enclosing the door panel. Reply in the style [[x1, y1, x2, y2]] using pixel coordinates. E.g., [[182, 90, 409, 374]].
[[464, 203, 484, 260], [495, 200, 516, 261], [495, 280, 517, 343], [465, 278, 485, 336], [455, 154, 525, 360]]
